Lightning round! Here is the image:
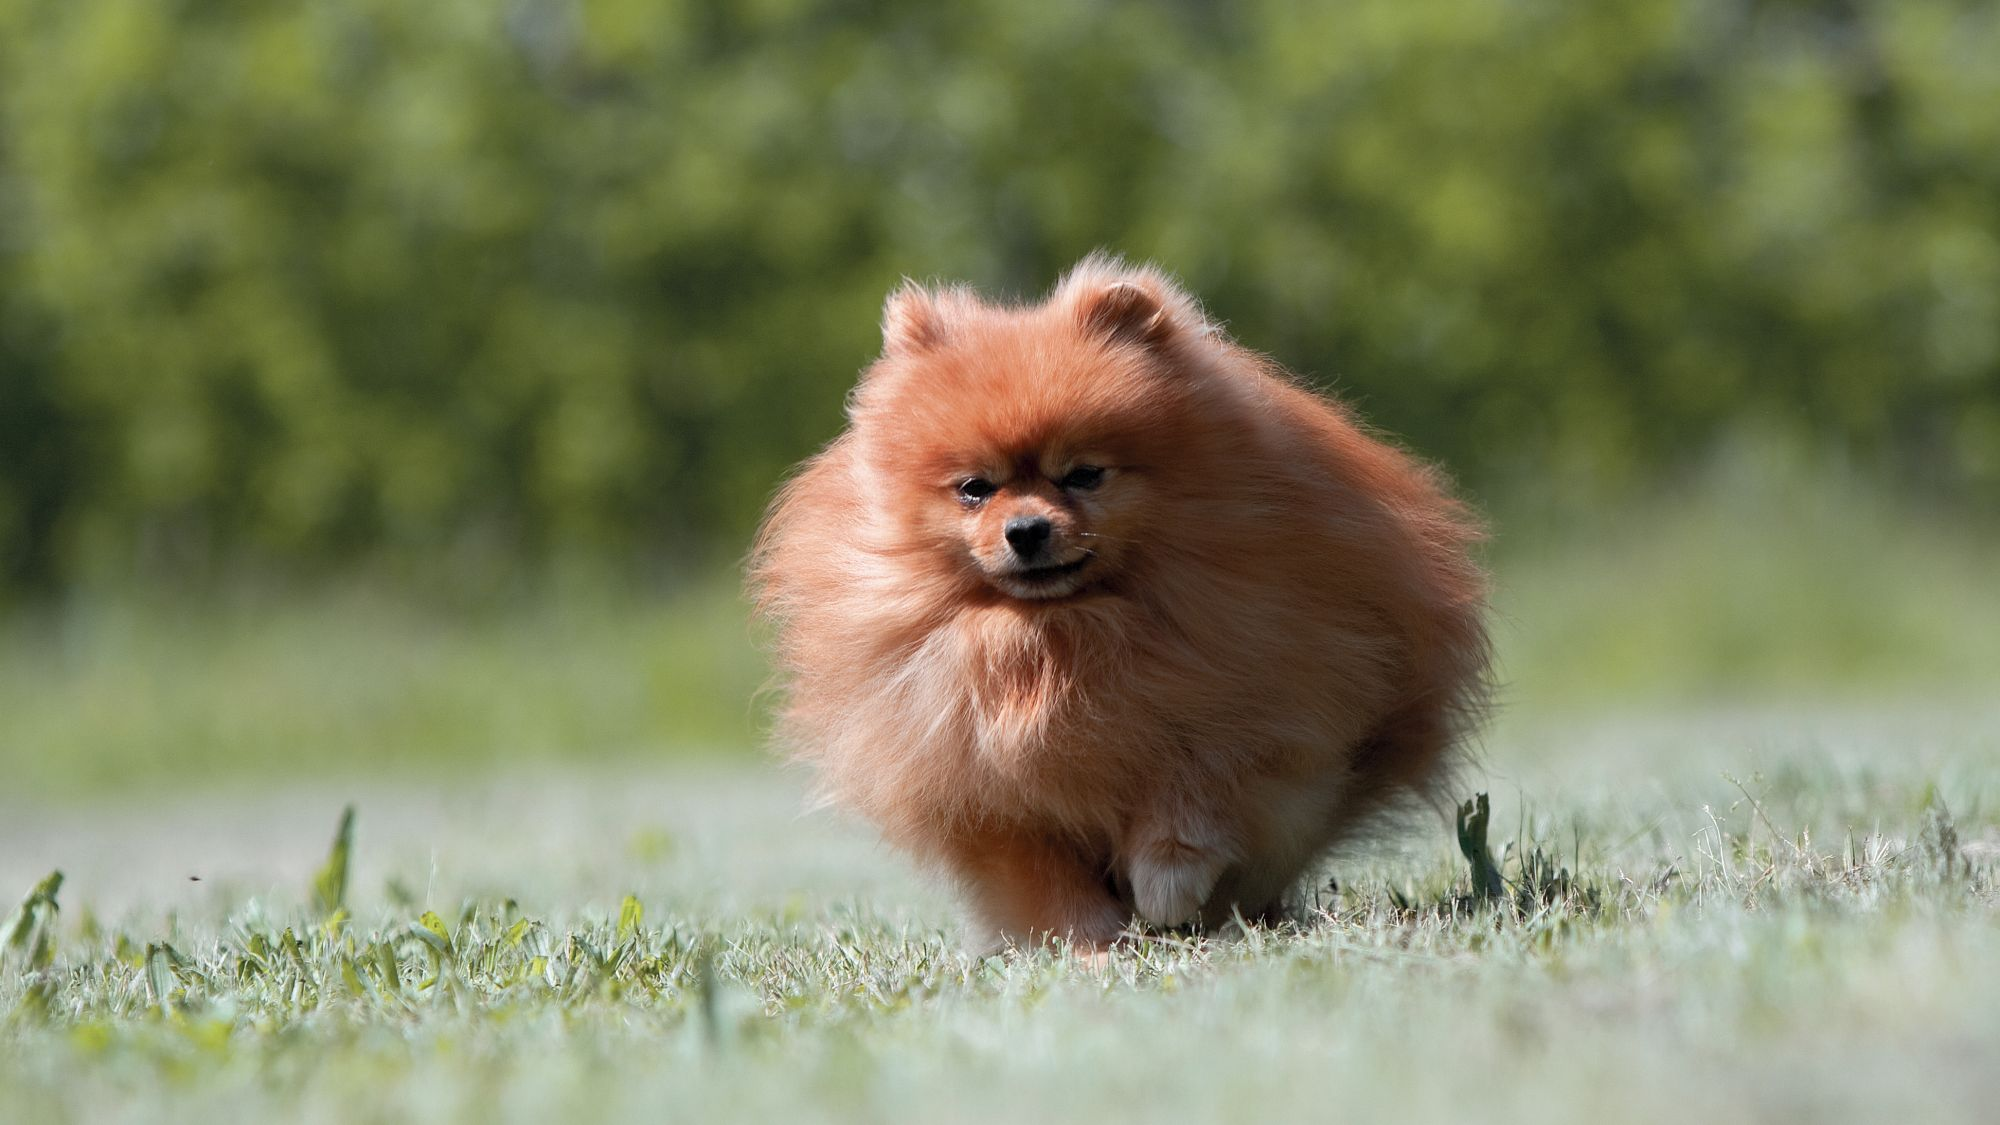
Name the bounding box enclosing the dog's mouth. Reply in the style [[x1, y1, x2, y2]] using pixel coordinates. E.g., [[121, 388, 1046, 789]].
[[995, 554, 1094, 599]]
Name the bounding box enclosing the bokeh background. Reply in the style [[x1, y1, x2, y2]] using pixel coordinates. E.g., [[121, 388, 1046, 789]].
[[2, 0, 1997, 795]]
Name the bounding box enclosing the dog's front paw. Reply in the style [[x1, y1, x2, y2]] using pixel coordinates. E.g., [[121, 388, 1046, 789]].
[[1129, 840, 1228, 927]]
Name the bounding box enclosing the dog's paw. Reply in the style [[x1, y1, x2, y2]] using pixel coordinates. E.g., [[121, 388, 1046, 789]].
[[1129, 840, 1228, 927]]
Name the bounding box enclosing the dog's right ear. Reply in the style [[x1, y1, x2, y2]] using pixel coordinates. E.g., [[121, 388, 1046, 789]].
[[882, 281, 952, 358]]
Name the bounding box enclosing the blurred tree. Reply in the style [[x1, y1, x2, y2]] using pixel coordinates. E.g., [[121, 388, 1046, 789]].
[[0, 0, 1994, 590]]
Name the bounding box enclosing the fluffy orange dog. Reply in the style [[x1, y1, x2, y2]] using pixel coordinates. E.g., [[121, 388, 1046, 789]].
[[753, 255, 1490, 951]]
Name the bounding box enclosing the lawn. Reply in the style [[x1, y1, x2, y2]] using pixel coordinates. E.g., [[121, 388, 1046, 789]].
[[5, 724, 1996, 1123], [3, 482, 1998, 1122]]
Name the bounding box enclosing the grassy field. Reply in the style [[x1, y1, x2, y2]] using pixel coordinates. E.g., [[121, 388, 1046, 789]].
[[4, 482, 1998, 1122], [4, 730, 1996, 1123]]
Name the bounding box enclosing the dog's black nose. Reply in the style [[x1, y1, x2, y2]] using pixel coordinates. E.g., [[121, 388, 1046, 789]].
[[1003, 516, 1052, 558]]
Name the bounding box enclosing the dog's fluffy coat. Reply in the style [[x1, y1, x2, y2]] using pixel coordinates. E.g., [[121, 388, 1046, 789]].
[[752, 256, 1490, 950]]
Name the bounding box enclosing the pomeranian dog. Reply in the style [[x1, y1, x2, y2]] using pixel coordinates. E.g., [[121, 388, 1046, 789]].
[[752, 255, 1490, 951]]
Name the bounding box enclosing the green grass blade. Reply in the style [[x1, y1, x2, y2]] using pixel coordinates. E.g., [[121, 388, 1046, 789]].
[[1456, 793, 1506, 903], [617, 895, 644, 943], [310, 806, 356, 918], [2, 870, 63, 967]]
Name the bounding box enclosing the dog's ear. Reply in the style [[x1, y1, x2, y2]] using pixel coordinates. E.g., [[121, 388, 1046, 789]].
[[882, 281, 954, 357], [1078, 281, 1174, 347], [1063, 255, 1202, 349]]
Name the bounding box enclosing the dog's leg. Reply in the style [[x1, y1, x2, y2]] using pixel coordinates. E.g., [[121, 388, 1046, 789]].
[[939, 830, 1125, 953], [1124, 810, 1236, 928]]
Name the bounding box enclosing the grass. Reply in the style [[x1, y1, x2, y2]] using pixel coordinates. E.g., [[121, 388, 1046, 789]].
[[1489, 466, 2000, 711], [0, 578, 764, 795], [3, 477, 1998, 1120], [3, 743, 1996, 1122]]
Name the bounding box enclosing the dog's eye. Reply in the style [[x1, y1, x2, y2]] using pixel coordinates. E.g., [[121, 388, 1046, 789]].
[[956, 477, 997, 504], [1058, 465, 1106, 491]]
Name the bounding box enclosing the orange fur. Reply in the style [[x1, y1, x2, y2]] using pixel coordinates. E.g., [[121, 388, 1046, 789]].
[[751, 255, 1491, 951]]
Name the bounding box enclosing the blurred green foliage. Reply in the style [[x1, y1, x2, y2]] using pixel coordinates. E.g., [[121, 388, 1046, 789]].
[[2, 0, 1997, 589]]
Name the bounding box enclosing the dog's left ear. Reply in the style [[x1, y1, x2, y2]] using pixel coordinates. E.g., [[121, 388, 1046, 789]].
[[1079, 282, 1176, 347], [1064, 257, 1202, 349]]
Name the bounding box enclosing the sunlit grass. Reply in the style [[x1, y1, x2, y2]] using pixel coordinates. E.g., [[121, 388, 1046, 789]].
[[1491, 467, 2000, 715], [0, 580, 763, 795], [3, 750, 1995, 1123]]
